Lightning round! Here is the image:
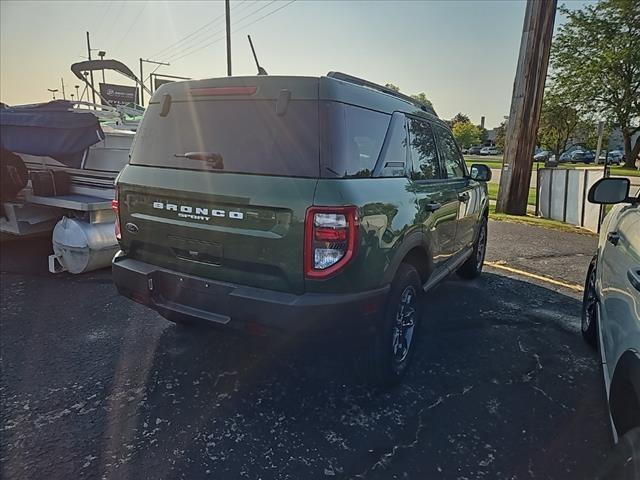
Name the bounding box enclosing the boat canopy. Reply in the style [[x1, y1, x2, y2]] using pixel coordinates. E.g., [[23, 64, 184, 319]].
[[0, 100, 105, 167], [71, 60, 152, 95]]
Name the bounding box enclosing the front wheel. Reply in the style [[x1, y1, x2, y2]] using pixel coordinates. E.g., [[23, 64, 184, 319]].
[[363, 263, 422, 387], [457, 216, 488, 280], [581, 256, 598, 348]]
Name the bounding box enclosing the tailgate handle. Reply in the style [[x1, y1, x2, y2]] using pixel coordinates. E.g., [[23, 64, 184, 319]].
[[174, 152, 224, 169], [628, 268, 640, 292]]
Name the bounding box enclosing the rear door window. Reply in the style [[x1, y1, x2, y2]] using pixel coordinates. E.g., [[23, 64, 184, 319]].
[[322, 103, 390, 178], [130, 99, 319, 177], [433, 124, 466, 179], [407, 117, 441, 180]]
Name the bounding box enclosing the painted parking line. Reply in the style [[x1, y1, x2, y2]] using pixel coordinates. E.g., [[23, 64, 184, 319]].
[[485, 261, 583, 292]]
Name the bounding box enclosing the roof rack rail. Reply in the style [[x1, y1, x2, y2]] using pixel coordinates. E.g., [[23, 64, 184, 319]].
[[326, 71, 435, 115]]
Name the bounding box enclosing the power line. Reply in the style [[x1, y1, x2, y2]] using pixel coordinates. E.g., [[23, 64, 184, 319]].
[[163, 0, 281, 63], [113, 1, 148, 53], [93, 1, 113, 39], [101, 1, 125, 46], [148, 11, 226, 60], [148, 0, 254, 60], [168, 0, 296, 65], [162, 1, 278, 62]]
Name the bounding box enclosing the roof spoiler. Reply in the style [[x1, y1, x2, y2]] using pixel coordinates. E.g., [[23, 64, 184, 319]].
[[326, 71, 436, 115]]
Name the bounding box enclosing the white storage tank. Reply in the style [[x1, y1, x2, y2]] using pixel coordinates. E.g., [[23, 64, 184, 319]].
[[51, 217, 118, 274]]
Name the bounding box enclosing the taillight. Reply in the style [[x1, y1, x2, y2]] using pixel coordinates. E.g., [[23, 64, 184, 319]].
[[111, 192, 121, 241], [304, 206, 358, 279]]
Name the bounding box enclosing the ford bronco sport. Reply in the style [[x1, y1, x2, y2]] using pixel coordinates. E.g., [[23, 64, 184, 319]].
[[111, 72, 491, 385]]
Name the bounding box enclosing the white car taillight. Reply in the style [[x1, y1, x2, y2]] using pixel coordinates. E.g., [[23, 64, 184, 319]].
[[304, 206, 358, 278]]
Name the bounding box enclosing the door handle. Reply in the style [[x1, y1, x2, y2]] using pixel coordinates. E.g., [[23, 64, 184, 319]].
[[458, 192, 470, 202], [424, 202, 441, 212], [628, 268, 640, 292], [607, 232, 620, 246]]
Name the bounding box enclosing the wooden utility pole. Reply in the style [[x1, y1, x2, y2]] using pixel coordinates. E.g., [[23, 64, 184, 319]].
[[496, 0, 557, 215], [225, 0, 232, 76]]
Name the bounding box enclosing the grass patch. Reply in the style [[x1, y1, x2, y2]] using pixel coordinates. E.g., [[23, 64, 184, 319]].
[[487, 183, 537, 206], [488, 206, 595, 235], [609, 165, 640, 177], [465, 156, 543, 172]]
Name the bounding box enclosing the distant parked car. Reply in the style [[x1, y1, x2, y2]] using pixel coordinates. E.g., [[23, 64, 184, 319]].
[[582, 177, 640, 478], [479, 146, 500, 155], [559, 148, 595, 164], [461, 148, 469, 154], [583, 150, 596, 163], [468, 145, 483, 155], [606, 150, 625, 165], [534, 150, 552, 162]]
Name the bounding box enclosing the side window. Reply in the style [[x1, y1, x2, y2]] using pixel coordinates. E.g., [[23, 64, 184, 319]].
[[407, 118, 440, 180], [434, 125, 466, 179], [323, 103, 390, 178], [375, 112, 408, 178]]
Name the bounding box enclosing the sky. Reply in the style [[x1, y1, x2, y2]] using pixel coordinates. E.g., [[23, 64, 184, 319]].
[[0, 0, 592, 129]]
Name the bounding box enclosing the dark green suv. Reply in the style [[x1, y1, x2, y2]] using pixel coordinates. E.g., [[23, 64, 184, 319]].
[[112, 72, 491, 385]]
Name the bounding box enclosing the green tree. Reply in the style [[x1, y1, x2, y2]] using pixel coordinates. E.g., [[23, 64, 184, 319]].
[[494, 118, 508, 149], [452, 122, 482, 149], [410, 92, 434, 110], [551, 0, 640, 168], [537, 89, 581, 158], [385, 85, 435, 111], [450, 112, 470, 127]]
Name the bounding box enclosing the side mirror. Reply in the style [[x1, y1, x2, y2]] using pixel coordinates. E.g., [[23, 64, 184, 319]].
[[469, 164, 492, 182], [588, 177, 630, 204]]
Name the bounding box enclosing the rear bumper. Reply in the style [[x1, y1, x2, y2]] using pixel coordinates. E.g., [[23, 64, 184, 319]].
[[112, 253, 389, 333]]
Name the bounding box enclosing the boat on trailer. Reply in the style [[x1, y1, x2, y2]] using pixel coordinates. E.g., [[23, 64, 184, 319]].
[[0, 59, 150, 274]]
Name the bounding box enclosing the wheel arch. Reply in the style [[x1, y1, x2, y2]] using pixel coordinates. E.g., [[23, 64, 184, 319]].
[[383, 231, 433, 286], [609, 349, 640, 437]]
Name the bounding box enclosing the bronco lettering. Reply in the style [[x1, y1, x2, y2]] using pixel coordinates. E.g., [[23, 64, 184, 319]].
[[152, 202, 244, 220]]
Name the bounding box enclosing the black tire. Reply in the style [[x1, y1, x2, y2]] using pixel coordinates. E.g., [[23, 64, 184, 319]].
[[581, 256, 598, 348], [363, 263, 422, 387], [457, 216, 488, 280]]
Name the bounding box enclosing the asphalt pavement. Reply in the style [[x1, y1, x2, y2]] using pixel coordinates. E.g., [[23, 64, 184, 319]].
[[1, 221, 611, 480]]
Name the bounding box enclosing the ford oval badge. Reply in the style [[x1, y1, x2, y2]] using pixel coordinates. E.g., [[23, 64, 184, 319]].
[[125, 222, 139, 234]]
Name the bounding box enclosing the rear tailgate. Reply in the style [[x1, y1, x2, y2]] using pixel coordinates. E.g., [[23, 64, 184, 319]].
[[118, 77, 320, 294]]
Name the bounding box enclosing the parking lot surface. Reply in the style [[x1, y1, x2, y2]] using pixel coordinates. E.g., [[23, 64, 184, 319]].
[[1, 221, 611, 479]]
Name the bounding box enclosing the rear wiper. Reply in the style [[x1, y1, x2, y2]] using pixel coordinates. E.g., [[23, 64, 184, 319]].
[[174, 152, 224, 169]]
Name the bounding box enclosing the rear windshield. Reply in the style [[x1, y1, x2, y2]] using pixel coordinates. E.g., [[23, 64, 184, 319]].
[[130, 99, 319, 177]]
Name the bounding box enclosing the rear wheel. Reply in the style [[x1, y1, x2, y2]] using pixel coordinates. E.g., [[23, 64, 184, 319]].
[[363, 263, 422, 387], [581, 257, 598, 348], [457, 216, 488, 280]]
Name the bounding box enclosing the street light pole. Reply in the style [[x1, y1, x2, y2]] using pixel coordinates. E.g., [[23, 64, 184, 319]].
[[75, 85, 80, 101], [47, 88, 58, 100], [98, 50, 106, 84]]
